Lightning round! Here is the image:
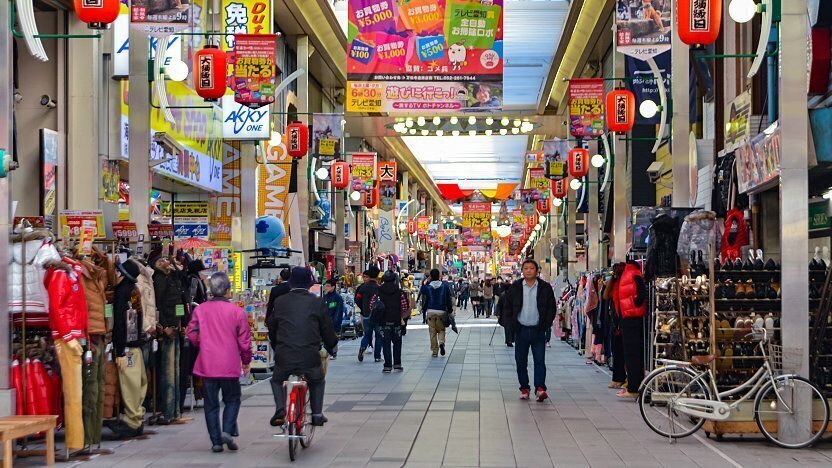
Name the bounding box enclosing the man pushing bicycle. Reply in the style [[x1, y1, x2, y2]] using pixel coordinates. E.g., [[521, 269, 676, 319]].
[[266, 266, 339, 427]]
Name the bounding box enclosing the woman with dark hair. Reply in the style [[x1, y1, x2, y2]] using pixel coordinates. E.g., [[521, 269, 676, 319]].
[[482, 279, 494, 318]]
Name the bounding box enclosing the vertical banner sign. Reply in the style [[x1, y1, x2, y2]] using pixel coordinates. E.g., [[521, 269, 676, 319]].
[[173, 201, 210, 239], [350, 153, 377, 191], [346, 0, 504, 113], [462, 202, 491, 247], [101, 160, 120, 204], [568, 79, 605, 138], [312, 114, 343, 161], [417, 215, 430, 239], [735, 122, 781, 194], [427, 224, 439, 245], [210, 142, 241, 242], [725, 91, 752, 147], [233, 34, 278, 107], [615, 0, 671, 60], [59, 210, 105, 238], [257, 138, 293, 246], [377, 160, 397, 212], [221, 0, 271, 138], [542, 138, 569, 180], [528, 167, 549, 198], [39, 129, 58, 230], [624, 51, 671, 124], [129, 0, 191, 34]]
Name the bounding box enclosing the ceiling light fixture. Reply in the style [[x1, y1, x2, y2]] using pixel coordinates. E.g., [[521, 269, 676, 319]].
[[499, 128, 508, 135], [468, 116, 477, 125], [591, 154, 605, 168], [469, 130, 477, 136], [421, 129, 429, 136], [405, 118, 414, 128], [436, 130, 444, 136], [350, 191, 361, 201], [417, 116, 426, 127], [486, 117, 494, 125], [409, 128, 417, 135], [433, 116, 441, 125], [570, 178, 582, 190], [511, 127, 519, 135], [452, 130, 460, 137], [450, 116, 459, 125], [485, 129, 493, 136], [513, 119, 521, 127], [500, 117, 509, 126]]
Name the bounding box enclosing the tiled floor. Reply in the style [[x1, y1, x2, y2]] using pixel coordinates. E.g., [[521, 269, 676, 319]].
[[14, 308, 832, 467]]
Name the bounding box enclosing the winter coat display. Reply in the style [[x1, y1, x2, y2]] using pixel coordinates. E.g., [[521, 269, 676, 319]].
[[644, 214, 680, 280], [64, 257, 109, 335], [130, 259, 157, 333], [103, 360, 119, 419], [112, 278, 143, 357], [502, 279, 556, 332], [720, 208, 749, 262], [618, 262, 647, 319], [152, 264, 185, 328], [677, 210, 720, 266], [266, 289, 338, 370], [9, 240, 59, 327], [44, 262, 89, 342]]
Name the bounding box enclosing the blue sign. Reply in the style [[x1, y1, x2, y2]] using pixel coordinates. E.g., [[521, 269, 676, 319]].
[[625, 51, 671, 125], [173, 224, 209, 239], [417, 35, 445, 62], [349, 39, 374, 65]]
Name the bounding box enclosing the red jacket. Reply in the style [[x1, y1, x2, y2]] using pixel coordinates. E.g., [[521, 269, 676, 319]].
[[619, 262, 647, 319], [44, 264, 89, 342]]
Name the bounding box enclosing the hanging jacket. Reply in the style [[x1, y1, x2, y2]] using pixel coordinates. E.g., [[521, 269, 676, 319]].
[[112, 276, 143, 357], [44, 262, 89, 342], [677, 210, 720, 266], [130, 259, 157, 333], [644, 214, 679, 280], [720, 208, 749, 262], [65, 257, 108, 335], [152, 263, 185, 329], [618, 262, 647, 319], [9, 240, 58, 327]]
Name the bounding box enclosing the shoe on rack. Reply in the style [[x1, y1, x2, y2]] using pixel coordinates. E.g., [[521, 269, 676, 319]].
[[535, 387, 549, 402], [520, 389, 530, 400], [358, 346, 366, 362], [440, 343, 446, 356]]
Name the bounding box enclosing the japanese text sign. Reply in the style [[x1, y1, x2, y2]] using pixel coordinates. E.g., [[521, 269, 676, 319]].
[[569, 79, 605, 138], [233, 34, 277, 107], [351, 153, 377, 191]]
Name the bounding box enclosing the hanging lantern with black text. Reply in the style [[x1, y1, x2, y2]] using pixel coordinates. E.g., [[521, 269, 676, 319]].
[[363, 188, 377, 208], [537, 198, 551, 214], [606, 89, 635, 133], [677, 0, 722, 46], [74, 0, 119, 29], [568, 148, 589, 179], [193, 46, 227, 102], [552, 178, 568, 199], [407, 219, 417, 235], [286, 122, 309, 159], [331, 161, 350, 189]]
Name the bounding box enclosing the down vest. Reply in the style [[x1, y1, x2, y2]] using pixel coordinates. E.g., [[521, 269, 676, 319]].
[[64, 257, 108, 335], [10, 240, 60, 328], [677, 210, 721, 268], [129, 259, 158, 333], [44, 263, 89, 342]]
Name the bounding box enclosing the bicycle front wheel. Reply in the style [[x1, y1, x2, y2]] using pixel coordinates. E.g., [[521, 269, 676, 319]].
[[639, 368, 711, 439], [754, 375, 830, 449]]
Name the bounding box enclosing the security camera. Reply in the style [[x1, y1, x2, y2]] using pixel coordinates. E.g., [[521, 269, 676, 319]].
[[40, 94, 56, 109], [647, 161, 666, 184]]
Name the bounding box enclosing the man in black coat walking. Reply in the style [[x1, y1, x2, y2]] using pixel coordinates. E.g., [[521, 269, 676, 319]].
[[502, 259, 556, 402]]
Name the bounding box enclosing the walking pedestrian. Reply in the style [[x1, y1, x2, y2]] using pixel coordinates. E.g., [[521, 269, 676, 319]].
[[483, 279, 494, 318], [469, 278, 482, 317], [355, 267, 382, 363], [323, 278, 345, 340], [185, 272, 252, 453], [419, 269, 453, 357], [372, 271, 410, 372], [502, 259, 556, 402]]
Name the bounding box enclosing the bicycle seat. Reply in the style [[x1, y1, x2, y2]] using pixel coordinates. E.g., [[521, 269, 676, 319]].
[[691, 354, 716, 366]]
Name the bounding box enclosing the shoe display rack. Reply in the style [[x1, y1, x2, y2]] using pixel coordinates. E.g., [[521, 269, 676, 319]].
[[651, 277, 684, 369]]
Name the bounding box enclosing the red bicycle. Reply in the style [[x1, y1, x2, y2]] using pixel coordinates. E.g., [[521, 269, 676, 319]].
[[273, 374, 315, 461]]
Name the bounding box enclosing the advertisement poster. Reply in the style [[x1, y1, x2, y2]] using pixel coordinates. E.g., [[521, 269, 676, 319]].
[[210, 142, 241, 242], [312, 114, 343, 161], [377, 160, 397, 212], [101, 160, 120, 204], [441, 228, 458, 249], [427, 223, 439, 244], [39, 129, 58, 230], [129, 0, 191, 35], [568, 78, 605, 138], [351, 153, 377, 191], [346, 0, 504, 113], [462, 202, 491, 246], [624, 50, 671, 124], [78, 221, 97, 255], [59, 210, 105, 238], [233, 34, 278, 107], [725, 91, 752, 148], [112, 222, 139, 240], [736, 122, 781, 194], [417, 215, 430, 239], [529, 167, 549, 198], [615, 0, 671, 60], [148, 223, 175, 238], [542, 138, 570, 181], [257, 137, 293, 247], [173, 201, 210, 239]]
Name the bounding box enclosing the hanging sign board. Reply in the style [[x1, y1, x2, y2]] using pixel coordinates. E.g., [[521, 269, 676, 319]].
[[736, 122, 781, 194], [725, 91, 752, 148], [615, 1, 671, 60], [59, 210, 105, 238], [350, 153, 377, 191], [462, 202, 491, 247], [129, 0, 190, 35], [624, 51, 671, 124], [377, 160, 397, 212], [232, 34, 277, 108], [417, 216, 430, 239], [543, 138, 570, 181], [568, 78, 605, 138], [148, 223, 175, 239], [173, 201, 210, 240], [312, 114, 343, 161], [529, 167, 549, 197], [346, 0, 504, 113]]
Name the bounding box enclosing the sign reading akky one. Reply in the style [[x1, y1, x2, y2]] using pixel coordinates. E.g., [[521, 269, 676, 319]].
[[222, 96, 270, 139]]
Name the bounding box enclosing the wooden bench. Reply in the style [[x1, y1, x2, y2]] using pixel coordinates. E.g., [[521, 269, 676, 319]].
[[0, 415, 56, 467]]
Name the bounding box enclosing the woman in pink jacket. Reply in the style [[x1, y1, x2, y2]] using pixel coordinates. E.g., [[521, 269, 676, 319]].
[[186, 272, 252, 453]]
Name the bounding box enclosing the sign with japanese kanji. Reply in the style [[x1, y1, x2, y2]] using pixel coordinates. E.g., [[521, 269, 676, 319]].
[[615, 0, 671, 61], [350, 153, 377, 191], [417, 215, 430, 239], [462, 202, 491, 246], [529, 167, 549, 197], [148, 223, 175, 239], [346, 0, 504, 113], [569, 79, 605, 138], [129, 0, 190, 35], [59, 210, 105, 238], [112, 222, 139, 240], [377, 161, 397, 183], [233, 34, 277, 107], [377, 160, 397, 212]]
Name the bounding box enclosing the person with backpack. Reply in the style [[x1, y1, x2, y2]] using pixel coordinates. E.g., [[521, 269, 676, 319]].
[[370, 271, 410, 372], [419, 269, 453, 357], [355, 267, 382, 363]]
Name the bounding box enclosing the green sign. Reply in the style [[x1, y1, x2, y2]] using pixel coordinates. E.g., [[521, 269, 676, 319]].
[[809, 201, 830, 232], [175, 304, 185, 317], [104, 304, 113, 319], [444, 1, 500, 50]]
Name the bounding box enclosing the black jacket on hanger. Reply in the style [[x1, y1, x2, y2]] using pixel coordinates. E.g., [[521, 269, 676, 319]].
[[645, 214, 679, 280]]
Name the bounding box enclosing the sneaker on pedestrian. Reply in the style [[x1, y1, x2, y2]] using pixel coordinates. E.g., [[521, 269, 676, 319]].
[[506, 343, 514, 347], [546, 342, 551, 348], [439, 343, 446, 356], [374, 358, 382, 362], [222, 432, 238, 451], [383, 367, 392, 373], [358, 346, 366, 362], [393, 365, 403, 371], [432, 353, 438, 357], [270, 411, 285, 427], [212, 445, 224, 453], [311, 414, 328, 426], [616, 389, 639, 398], [520, 389, 530, 400], [535, 387, 548, 402]]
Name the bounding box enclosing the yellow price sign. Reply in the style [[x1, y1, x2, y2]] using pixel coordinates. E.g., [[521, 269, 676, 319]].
[[319, 138, 337, 156]]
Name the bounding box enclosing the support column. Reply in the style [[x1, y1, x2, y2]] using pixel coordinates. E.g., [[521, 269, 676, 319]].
[[670, 1, 691, 207], [0, 0, 14, 413], [399, 171, 409, 271], [335, 191, 346, 273], [295, 36, 311, 260], [549, 212, 558, 279], [128, 32, 150, 236], [239, 143, 257, 252], [779, 0, 811, 440], [566, 198, 576, 282], [68, 17, 101, 210], [587, 142, 600, 271]]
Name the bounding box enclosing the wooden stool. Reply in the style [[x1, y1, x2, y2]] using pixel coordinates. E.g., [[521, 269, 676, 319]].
[[0, 415, 57, 467]]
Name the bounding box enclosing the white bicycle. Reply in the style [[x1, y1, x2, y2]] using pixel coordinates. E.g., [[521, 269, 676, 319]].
[[638, 328, 829, 449]]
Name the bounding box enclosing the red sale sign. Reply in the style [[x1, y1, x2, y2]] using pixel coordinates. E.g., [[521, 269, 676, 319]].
[[112, 222, 139, 240]]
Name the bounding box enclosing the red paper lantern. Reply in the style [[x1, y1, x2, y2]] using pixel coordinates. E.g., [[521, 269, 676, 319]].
[[363, 188, 377, 208], [407, 219, 417, 235], [287, 122, 309, 159], [606, 89, 636, 133], [677, 0, 722, 46], [193, 46, 227, 102], [568, 148, 589, 179], [537, 198, 550, 214], [552, 178, 568, 198], [331, 161, 350, 189], [74, 0, 119, 29]]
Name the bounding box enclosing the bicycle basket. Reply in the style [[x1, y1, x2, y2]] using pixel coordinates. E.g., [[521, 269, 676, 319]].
[[767, 343, 803, 375]]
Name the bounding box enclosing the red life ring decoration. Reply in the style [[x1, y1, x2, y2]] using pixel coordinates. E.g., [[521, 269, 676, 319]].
[[193, 46, 227, 102], [74, 0, 119, 29], [331, 161, 350, 189], [287, 122, 309, 159], [552, 178, 568, 198], [606, 89, 635, 133], [537, 198, 550, 214], [677, 0, 722, 46], [568, 148, 589, 179]]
